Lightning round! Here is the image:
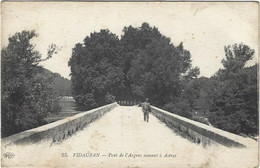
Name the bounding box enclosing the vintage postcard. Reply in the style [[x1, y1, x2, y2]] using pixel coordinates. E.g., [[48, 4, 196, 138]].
[[1, 1, 259, 168]]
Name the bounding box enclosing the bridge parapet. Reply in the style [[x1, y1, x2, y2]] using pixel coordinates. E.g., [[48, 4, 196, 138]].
[[2, 102, 118, 147], [117, 100, 139, 106], [151, 106, 256, 148]]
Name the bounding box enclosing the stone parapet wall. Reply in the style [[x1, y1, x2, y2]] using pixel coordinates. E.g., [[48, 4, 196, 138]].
[[2, 102, 118, 147], [151, 106, 255, 148]]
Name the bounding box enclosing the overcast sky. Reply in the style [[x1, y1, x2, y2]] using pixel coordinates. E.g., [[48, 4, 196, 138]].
[[2, 2, 258, 79]]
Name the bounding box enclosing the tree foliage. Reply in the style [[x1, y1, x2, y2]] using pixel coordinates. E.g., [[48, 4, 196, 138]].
[[129, 38, 192, 106], [69, 30, 124, 109], [68, 24, 257, 136], [178, 43, 258, 136], [208, 44, 257, 135], [69, 23, 195, 112], [37, 67, 72, 96], [1, 30, 61, 137], [222, 43, 254, 74], [119, 23, 163, 99]]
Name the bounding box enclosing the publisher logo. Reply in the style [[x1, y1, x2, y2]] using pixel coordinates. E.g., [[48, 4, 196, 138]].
[[3, 152, 15, 159]]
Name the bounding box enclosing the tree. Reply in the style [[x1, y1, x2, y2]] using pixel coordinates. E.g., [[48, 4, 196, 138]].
[[174, 76, 216, 119], [69, 30, 124, 109], [220, 43, 254, 78], [209, 43, 257, 135], [119, 23, 163, 100], [34, 67, 72, 96], [129, 37, 192, 107], [1, 30, 60, 137], [69, 23, 198, 119]]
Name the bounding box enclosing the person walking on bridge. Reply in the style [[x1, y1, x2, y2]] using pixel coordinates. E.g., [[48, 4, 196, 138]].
[[142, 98, 151, 122]]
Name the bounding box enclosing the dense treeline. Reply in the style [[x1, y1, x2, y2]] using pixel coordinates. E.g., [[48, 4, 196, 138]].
[[209, 44, 258, 135], [39, 68, 72, 96], [69, 23, 198, 110], [69, 23, 258, 136], [172, 44, 258, 136], [1, 31, 62, 137], [69, 30, 124, 109], [3, 26, 256, 138]]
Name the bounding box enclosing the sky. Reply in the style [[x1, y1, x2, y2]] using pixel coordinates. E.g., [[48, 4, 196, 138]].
[[1, 2, 258, 79]]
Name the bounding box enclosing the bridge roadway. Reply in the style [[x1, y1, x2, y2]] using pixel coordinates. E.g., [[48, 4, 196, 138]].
[[3, 106, 258, 168]]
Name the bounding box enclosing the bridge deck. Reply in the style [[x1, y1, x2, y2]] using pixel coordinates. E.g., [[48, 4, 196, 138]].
[[2, 106, 258, 168]]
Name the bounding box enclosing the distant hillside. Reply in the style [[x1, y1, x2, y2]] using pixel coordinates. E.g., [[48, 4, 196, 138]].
[[37, 67, 72, 96]]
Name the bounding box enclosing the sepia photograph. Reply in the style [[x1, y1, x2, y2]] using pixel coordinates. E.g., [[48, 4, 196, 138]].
[[1, 1, 259, 167]]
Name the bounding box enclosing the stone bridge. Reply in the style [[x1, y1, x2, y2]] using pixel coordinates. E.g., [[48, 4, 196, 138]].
[[1, 103, 258, 168]]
